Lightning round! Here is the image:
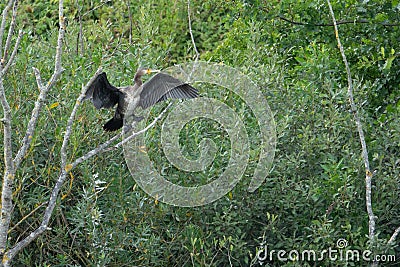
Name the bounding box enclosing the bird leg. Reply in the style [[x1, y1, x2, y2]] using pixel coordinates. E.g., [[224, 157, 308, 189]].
[[132, 115, 144, 122], [122, 123, 133, 134], [122, 118, 141, 135]]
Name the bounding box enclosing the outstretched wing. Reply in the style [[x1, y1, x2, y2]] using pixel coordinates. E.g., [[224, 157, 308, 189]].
[[84, 72, 122, 109], [138, 73, 198, 109]]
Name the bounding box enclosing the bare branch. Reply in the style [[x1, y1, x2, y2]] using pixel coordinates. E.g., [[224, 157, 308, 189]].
[[4, 67, 103, 264], [60, 67, 103, 168], [12, 66, 101, 249], [277, 15, 400, 27], [4, 70, 170, 263], [72, 101, 173, 168], [1, 0, 165, 264], [4, 75, 97, 266], [71, 132, 123, 169], [127, 0, 133, 44], [81, 0, 112, 18], [13, 68, 46, 168], [0, 1, 16, 257], [31, 66, 44, 88], [77, 13, 84, 56], [47, 0, 65, 88], [1, 2, 65, 262], [326, 0, 376, 242], [187, 0, 199, 61], [0, 76, 14, 255], [2, 29, 23, 75], [113, 101, 173, 149], [0, 0, 14, 59], [13, 0, 66, 169], [4, 204, 56, 265], [3, 0, 18, 62], [388, 226, 400, 245], [7, 201, 47, 234]]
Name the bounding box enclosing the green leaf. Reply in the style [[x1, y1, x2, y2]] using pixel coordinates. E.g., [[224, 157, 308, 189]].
[[383, 55, 396, 70]]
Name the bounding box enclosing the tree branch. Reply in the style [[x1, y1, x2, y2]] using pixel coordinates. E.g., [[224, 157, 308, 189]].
[[3, 71, 170, 264], [0, 1, 66, 264], [388, 225, 400, 245], [3, 66, 102, 265], [3, 0, 18, 62], [0, 70, 14, 258], [187, 0, 199, 61], [61, 67, 103, 168], [4, 213, 50, 266], [72, 101, 172, 169], [13, 0, 66, 170], [127, 0, 133, 44], [2, 29, 23, 75], [277, 15, 400, 27], [112, 101, 173, 150], [0, 0, 17, 257], [0, 0, 14, 60], [48, 0, 65, 88], [7, 201, 47, 234], [71, 132, 123, 169], [326, 0, 377, 250]]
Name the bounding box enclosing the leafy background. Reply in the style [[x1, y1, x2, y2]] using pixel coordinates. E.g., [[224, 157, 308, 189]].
[[0, 0, 399, 266]]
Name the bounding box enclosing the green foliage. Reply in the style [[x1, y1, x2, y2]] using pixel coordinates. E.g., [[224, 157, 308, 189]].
[[0, 0, 399, 266]]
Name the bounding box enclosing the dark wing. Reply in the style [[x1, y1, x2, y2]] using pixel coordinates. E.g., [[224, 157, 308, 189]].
[[84, 72, 122, 109], [138, 73, 198, 109]]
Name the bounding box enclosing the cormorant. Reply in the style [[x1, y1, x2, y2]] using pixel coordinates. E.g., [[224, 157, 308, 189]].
[[84, 68, 198, 131]]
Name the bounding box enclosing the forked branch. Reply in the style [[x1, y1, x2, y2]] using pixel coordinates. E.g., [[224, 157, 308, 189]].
[[61, 67, 104, 168], [13, 0, 66, 170], [0, 0, 65, 265], [4, 68, 170, 264]]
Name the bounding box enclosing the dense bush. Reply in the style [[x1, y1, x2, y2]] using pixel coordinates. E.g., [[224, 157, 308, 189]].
[[0, 0, 399, 266]]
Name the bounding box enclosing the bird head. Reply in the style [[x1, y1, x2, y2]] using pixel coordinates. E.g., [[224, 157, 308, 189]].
[[134, 68, 160, 85], [137, 68, 160, 76]]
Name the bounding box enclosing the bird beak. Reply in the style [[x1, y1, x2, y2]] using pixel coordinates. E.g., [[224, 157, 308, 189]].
[[146, 69, 160, 74]]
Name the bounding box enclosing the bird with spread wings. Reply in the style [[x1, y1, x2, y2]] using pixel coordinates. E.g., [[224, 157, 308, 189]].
[[84, 69, 198, 131]]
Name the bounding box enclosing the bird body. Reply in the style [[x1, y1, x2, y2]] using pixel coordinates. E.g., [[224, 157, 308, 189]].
[[84, 69, 198, 131]]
